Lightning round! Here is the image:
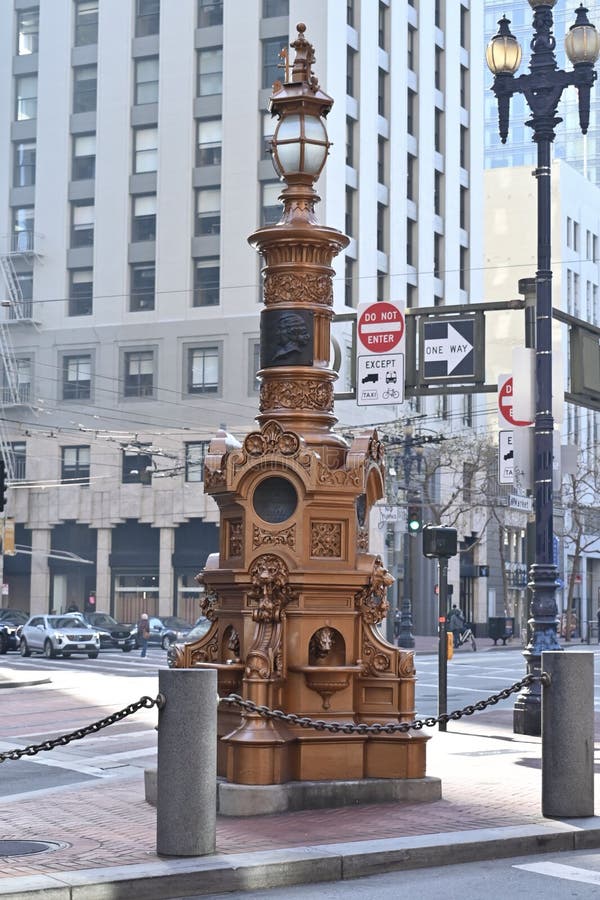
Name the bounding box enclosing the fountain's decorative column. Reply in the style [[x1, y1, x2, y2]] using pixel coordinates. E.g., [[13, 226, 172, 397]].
[[172, 24, 429, 787]]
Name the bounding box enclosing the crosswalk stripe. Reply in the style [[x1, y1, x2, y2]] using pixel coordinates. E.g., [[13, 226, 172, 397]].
[[515, 861, 600, 885]]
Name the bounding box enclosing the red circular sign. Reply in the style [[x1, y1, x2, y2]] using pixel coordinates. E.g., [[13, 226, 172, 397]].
[[358, 302, 404, 352], [498, 376, 533, 427]]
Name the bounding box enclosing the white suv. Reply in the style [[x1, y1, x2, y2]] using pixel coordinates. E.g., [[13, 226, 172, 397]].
[[20, 615, 100, 659]]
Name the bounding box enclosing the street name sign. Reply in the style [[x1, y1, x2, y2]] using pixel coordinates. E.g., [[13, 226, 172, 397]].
[[422, 319, 475, 380], [356, 300, 405, 406], [509, 494, 533, 513]]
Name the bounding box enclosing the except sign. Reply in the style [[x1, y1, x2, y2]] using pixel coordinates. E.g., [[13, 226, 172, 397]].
[[498, 374, 533, 428], [422, 319, 475, 379], [357, 301, 405, 353], [498, 430, 514, 485], [357, 353, 404, 406]]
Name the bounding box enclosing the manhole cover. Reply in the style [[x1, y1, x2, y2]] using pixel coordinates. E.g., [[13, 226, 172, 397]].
[[0, 840, 64, 857]]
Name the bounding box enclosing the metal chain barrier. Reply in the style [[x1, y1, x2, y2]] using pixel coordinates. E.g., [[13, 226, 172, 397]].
[[0, 694, 165, 763], [219, 673, 550, 734]]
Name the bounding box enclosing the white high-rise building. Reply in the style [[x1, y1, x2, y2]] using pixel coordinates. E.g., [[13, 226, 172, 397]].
[[0, 0, 484, 626]]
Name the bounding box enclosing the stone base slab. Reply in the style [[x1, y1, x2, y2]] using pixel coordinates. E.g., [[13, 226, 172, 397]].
[[144, 767, 441, 816]]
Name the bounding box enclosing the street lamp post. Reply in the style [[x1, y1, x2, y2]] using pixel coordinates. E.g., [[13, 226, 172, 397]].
[[487, 1, 599, 735], [398, 427, 417, 649]]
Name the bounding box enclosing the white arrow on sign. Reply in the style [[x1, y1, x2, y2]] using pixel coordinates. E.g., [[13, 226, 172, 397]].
[[423, 322, 473, 374]]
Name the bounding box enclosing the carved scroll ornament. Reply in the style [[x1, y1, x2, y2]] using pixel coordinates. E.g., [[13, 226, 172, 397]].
[[354, 555, 394, 626]]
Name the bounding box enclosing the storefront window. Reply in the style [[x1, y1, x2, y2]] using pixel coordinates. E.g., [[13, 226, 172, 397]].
[[176, 573, 204, 624], [113, 573, 158, 622]]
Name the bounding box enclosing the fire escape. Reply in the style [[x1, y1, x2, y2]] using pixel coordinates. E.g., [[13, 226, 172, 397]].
[[0, 231, 41, 479]]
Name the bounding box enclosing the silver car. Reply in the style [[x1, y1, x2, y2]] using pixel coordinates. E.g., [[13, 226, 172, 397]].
[[20, 614, 100, 659]]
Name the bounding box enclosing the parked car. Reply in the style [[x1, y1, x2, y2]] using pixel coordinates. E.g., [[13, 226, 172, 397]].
[[166, 617, 212, 667], [0, 609, 28, 653], [138, 615, 194, 650], [83, 612, 136, 651], [20, 614, 100, 659], [0, 608, 28, 626]]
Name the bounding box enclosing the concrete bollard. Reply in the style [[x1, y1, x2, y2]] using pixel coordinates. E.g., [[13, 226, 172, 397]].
[[542, 651, 594, 818], [156, 668, 217, 856]]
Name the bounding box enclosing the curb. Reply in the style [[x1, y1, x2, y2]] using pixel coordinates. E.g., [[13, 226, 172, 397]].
[[0, 678, 51, 689], [1, 820, 600, 898]]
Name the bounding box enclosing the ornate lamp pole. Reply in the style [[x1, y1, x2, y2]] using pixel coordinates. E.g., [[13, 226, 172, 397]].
[[398, 426, 417, 649], [487, 1, 599, 735]]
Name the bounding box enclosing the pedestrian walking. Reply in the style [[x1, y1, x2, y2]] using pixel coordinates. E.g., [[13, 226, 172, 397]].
[[137, 613, 150, 658], [448, 604, 465, 648]]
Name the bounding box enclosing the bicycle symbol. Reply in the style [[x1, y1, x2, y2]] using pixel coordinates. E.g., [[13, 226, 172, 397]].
[[382, 387, 401, 400]]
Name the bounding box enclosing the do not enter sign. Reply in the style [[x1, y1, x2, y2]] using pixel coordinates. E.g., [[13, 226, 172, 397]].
[[357, 301, 405, 353], [498, 375, 533, 427]]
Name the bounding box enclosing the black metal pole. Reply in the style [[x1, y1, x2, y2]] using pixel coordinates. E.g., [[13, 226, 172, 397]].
[[437, 555, 448, 732]]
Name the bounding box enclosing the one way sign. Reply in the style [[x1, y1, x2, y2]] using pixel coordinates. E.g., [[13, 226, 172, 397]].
[[421, 317, 480, 382]]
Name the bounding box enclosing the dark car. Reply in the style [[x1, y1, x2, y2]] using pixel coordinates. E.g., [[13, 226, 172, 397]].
[[84, 612, 136, 652], [140, 615, 194, 650], [0, 608, 28, 626], [166, 617, 212, 667], [0, 609, 28, 653]]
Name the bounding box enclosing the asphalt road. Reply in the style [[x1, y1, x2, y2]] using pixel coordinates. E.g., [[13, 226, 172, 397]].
[[194, 850, 600, 899]]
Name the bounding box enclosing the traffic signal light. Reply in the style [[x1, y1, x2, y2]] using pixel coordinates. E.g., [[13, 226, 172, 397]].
[[407, 498, 421, 533], [0, 460, 6, 512]]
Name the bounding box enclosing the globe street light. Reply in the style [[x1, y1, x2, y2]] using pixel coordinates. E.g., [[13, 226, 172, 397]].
[[487, 2, 599, 736]]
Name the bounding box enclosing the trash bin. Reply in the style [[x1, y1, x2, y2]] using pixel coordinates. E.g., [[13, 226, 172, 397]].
[[488, 617, 514, 645]]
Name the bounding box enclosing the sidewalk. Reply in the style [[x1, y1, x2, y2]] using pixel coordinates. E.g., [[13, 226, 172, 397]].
[[1, 641, 599, 898]]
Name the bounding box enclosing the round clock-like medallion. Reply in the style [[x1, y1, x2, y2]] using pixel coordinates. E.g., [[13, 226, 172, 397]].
[[253, 477, 298, 524]]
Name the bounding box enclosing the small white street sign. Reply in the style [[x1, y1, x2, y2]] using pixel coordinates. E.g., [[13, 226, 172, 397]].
[[509, 494, 533, 513], [498, 430, 514, 485], [357, 353, 404, 406]]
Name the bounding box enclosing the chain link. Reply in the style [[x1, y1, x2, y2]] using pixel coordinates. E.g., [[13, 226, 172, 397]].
[[219, 673, 549, 734], [0, 694, 165, 763]]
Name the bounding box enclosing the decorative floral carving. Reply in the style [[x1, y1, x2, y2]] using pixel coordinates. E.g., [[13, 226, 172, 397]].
[[310, 522, 342, 557], [361, 635, 392, 677], [203, 468, 226, 490], [368, 431, 385, 463], [228, 519, 243, 557], [354, 555, 394, 626], [195, 573, 219, 622], [260, 380, 334, 413], [263, 272, 333, 307], [398, 650, 415, 678], [247, 554, 297, 624], [244, 421, 300, 458], [316, 462, 361, 487], [253, 523, 296, 550]]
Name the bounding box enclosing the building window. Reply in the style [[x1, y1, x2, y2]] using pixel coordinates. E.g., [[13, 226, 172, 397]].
[[71, 203, 94, 247], [460, 65, 468, 108], [347, 0, 355, 27], [573, 221, 580, 252], [135, 57, 159, 105], [11, 270, 33, 319], [193, 258, 220, 306], [4, 358, 32, 404], [378, 1, 387, 50], [377, 135, 386, 183], [263, 0, 288, 16], [185, 441, 209, 481], [407, 218, 416, 267], [594, 235, 599, 263], [124, 350, 154, 397], [263, 37, 286, 89], [377, 203, 386, 253], [434, 108, 443, 152], [567, 217, 573, 248], [135, 0, 160, 37], [346, 47, 356, 97], [9, 442, 26, 481], [195, 188, 221, 235], [435, 46, 443, 91], [250, 340, 260, 393], [262, 111, 275, 159], [407, 284, 416, 308], [188, 346, 219, 394], [460, 4, 468, 50], [434, 170, 442, 216], [63, 354, 91, 400], [17, 8, 39, 55], [16, 75, 37, 121], [13, 141, 36, 187], [408, 25, 416, 71], [12, 207, 34, 252], [72, 133, 96, 180], [377, 271, 386, 302], [134, 127, 158, 173], [130, 263, 156, 311], [198, 0, 223, 27], [460, 246, 468, 291], [346, 116, 355, 167], [407, 153, 416, 201], [197, 119, 222, 166], [61, 446, 90, 485], [378, 68, 386, 116], [460, 125, 468, 168], [74, 1, 98, 46], [262, 182, 282, 225], [132, 195, 157, 242], [69, 269, 93, 316], [345, 256, 354, 307], [197, 47, 223, 96], [345, 187, 354, 236], [122, 446, 153, 483], [407, 88, 416, 135], [73, 65, 97, 113], [434, 233, 442, 279]]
